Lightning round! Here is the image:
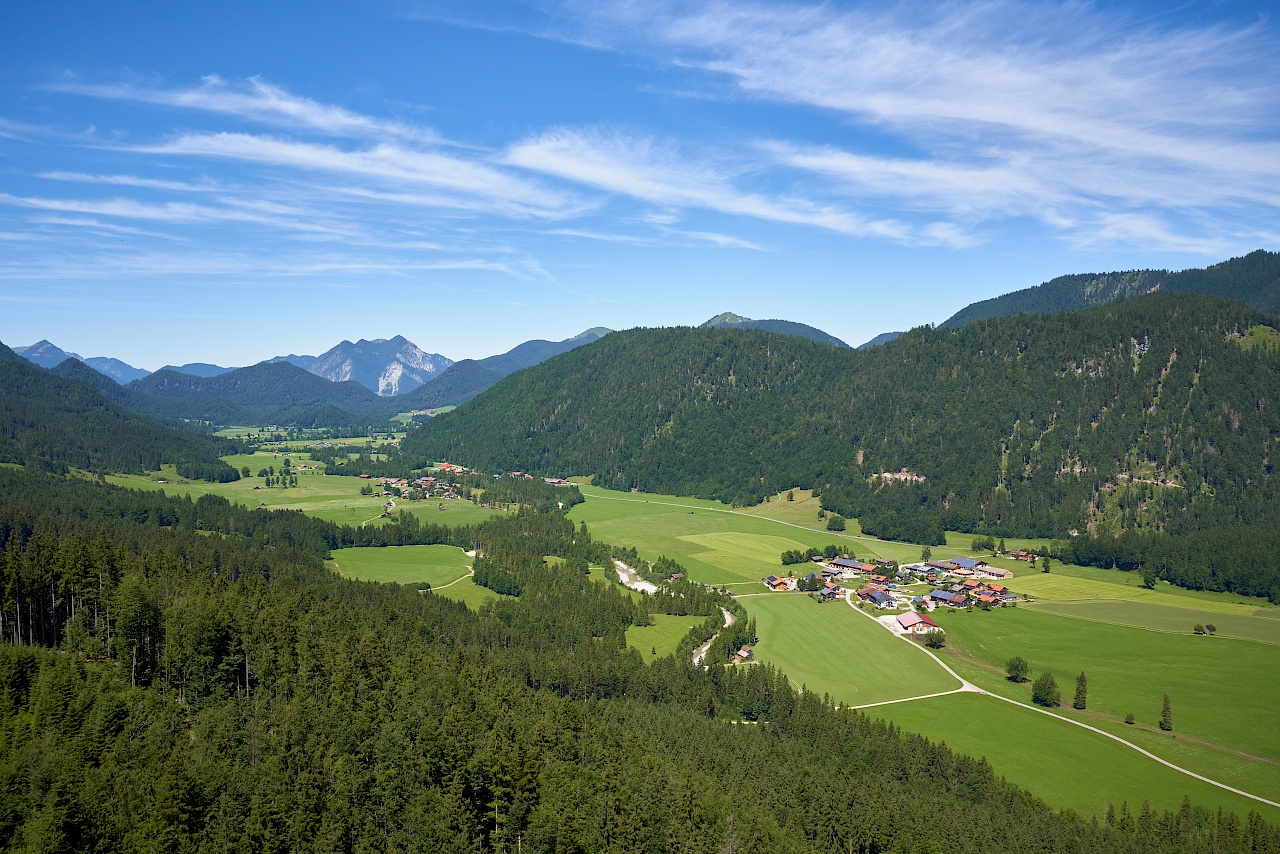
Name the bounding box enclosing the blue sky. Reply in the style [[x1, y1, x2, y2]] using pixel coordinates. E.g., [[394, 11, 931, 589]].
[[2, 1, 1278, 369]]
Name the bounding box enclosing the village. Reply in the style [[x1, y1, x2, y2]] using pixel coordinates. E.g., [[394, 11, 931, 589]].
[[762, 553, 1023, 636]]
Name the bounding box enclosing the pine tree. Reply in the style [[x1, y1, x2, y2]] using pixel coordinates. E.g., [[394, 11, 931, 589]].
[[1073, 672, 1087, 709], [1160, 693, 1173, 731]]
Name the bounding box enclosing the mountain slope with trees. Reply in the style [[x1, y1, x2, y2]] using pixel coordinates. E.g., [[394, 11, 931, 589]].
[[0, 345, 240, 479], [701, 311, 850, 348], [942, 249, 1280, 329], [405, 293, 1280, 595], [128, 361, 389, 427]]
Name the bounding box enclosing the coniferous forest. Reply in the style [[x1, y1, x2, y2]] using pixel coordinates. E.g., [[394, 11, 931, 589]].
[[406, 292, 1280, 598], [3, 466, 1279, 852]]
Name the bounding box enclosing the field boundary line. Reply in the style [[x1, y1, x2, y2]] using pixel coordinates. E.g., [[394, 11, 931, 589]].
[[977, 689, 1280, 809]]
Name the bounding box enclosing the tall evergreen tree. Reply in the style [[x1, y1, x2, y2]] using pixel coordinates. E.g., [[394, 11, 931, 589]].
[[1161, 693, 1174, 731], [1073, 672, 1088, 710]]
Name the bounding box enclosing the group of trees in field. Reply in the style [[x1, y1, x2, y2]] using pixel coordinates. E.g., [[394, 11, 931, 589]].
[[4, 465, 1266, 850]]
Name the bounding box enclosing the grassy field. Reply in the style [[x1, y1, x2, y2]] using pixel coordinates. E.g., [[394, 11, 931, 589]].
[[1010, 565, 1273, 614], [741, 593, 959, 705], [875, 691, 1280, 822], [568, 485, 978, 585], [929, 606, 1280, 763], [1028, 599, 1280, 644], [627, 614, 705, 662], [107, 454, 505, 528], [327, 545, 472, 586]]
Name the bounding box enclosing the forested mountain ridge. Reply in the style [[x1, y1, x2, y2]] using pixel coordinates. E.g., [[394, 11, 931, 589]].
[[128, 361, 389, 427], [942, 249, 1280, 328], [701, 311, 850, 348], [391, 327, 612, 409], [1, 466, 1274, 851], [0, 346, 240, 479], [405, 293, 1280, 589]]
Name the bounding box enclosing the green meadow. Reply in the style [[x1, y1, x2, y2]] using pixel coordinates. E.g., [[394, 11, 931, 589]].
[[328, 544, 472, 586], [107, 451, 505, 528], [627, 614, 705, 662], [740, 593, 959, 705], [875, 691, 1280, 822], [1028, 599, 1280, 644], [929, 606, 1280, 764]]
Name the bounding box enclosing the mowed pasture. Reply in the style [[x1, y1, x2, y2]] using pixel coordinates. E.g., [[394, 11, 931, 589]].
[[930, 606, 1280, 764], [741, 593, 959, 705], [328, 545, 472, 587], [876, 691, 1280, 822]]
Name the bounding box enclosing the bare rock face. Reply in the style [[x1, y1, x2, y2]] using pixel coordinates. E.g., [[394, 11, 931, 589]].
[[307, 336, 453, 396]]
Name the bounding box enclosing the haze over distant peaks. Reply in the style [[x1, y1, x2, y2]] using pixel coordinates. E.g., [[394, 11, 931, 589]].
[[858, 331, 904, 349], [16, 340, 151, 383], [158, 362, 235, 379], [698, 313, 849, 348]]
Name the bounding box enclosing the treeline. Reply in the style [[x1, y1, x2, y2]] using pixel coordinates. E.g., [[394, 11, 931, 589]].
[[1, 467, 1279, 850], [1056, 523, 1280, 601]]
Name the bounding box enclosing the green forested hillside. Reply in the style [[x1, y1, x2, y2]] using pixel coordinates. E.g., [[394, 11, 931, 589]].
[[128, 362, 390, 427], [0, 351, 240, 480], [942, 249, 1280, 328], [405, 293, 1280, 591], [1, 467, 1274, 852]]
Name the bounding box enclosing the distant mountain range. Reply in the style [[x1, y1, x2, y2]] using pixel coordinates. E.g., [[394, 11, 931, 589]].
[[941, 249, 1280, 329], [699, 312, 849, 348], [15, 340, 151, 383], [306, 336, 452, 396]]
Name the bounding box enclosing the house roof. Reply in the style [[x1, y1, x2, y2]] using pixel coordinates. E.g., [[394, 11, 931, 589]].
[[953, 557, 987, 570], [897, 611, 924, 629]]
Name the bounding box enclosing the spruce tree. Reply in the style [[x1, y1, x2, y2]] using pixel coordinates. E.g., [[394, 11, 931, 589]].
[[1160, 693, 1173, 731], [1073, 672, 1087, 709]]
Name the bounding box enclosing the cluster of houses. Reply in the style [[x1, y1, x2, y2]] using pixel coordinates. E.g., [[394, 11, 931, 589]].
[[761, 552, 1020, 613], [360, 474, 463, 503]]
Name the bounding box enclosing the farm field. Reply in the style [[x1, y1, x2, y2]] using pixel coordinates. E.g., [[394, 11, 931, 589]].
[[107, 453, 505, 528], [741, 593, 958, 705], [569, 485, 980, 585], [1010, 565, 1274, 614], [1027, 599, 1280, 644], [431, 577, 506, 611], [928, 607, 1280, 763], [327, 545, 472, 587], [875, 691, 1280, 822]]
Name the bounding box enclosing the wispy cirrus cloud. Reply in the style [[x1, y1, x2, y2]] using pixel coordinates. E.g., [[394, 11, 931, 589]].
[[507, 127, 966, 246], [139, 132, 585, 218], [506, 0, 1280, 252], [52, 75, 441, 143]]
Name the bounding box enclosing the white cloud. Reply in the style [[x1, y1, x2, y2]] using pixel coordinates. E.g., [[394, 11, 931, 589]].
[[38, 171, 218, 193], [507, 127, 961, 244], [533, 0, 1280, 252], [140, 132, 584, 219], [54, 75, 440, 143]]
